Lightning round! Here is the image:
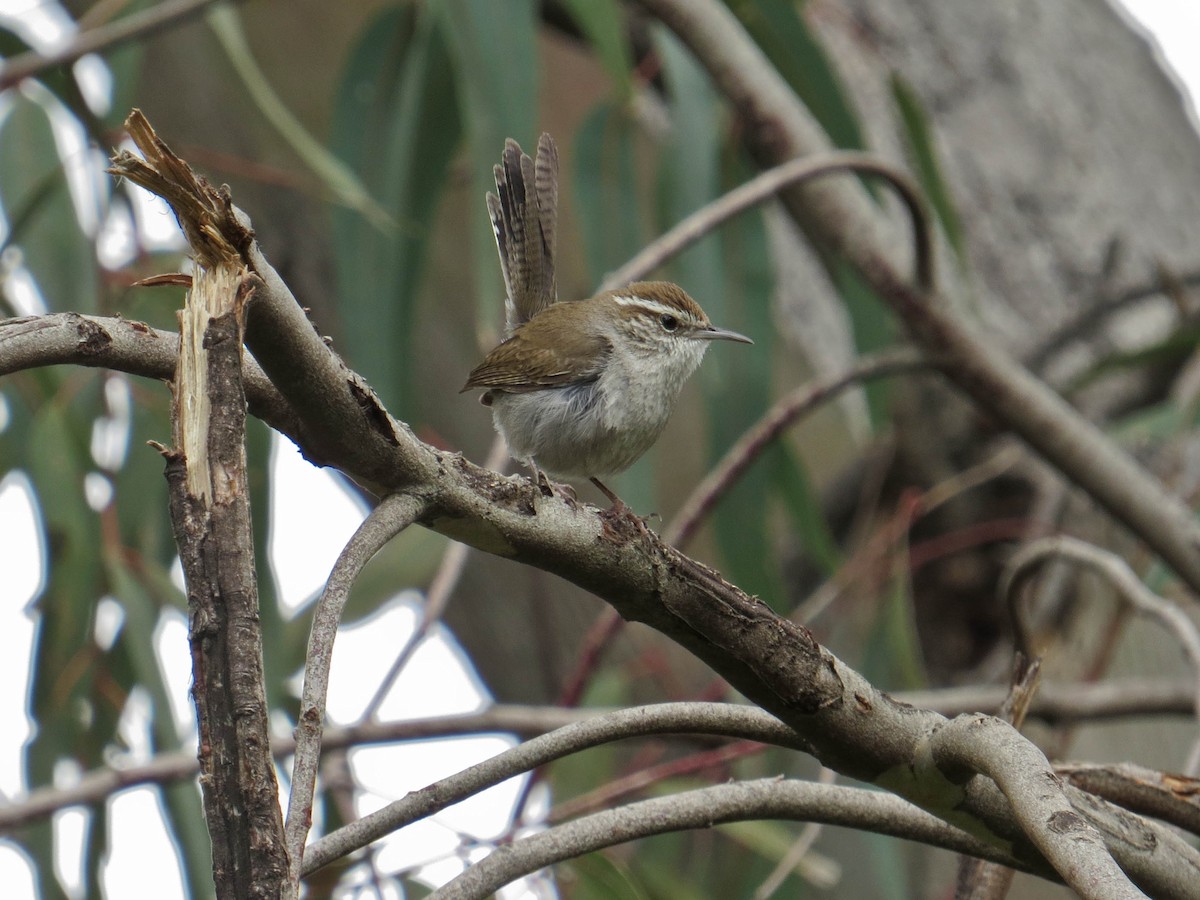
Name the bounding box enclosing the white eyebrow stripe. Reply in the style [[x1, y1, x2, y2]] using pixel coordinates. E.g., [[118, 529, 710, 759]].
[[611, 295, 685, 317]]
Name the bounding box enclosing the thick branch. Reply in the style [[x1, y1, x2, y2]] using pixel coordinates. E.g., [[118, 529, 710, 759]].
[[160, 263, 287, 894]]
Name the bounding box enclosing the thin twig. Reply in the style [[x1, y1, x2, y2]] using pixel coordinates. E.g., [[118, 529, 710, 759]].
[[666, 346, 927, 547], [300, 703, 812, 877], [284, 492, 427, 893], [1001, 535, 1200, 774], [0, 0, 233, 91], [600, 152, 933, 293], [360, 439, 509, 721], [428, 780, 1049, 900], [639, 0, 1200, 601]]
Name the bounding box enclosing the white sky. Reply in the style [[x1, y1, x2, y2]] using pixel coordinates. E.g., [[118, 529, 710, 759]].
[[0, 0, 1197, 897]]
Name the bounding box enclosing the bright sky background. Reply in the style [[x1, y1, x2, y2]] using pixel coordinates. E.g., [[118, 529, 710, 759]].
[[0, 1, 1197, 898]]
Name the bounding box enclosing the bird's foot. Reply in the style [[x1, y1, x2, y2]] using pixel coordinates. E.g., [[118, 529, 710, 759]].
[[590, 477, 653, 538]]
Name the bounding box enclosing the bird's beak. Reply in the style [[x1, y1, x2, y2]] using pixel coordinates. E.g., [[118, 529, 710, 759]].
[[697, 326, 753, 344]]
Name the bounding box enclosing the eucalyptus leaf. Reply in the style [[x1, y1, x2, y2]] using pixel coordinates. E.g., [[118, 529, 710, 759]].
[[331, 4, 461, 417]]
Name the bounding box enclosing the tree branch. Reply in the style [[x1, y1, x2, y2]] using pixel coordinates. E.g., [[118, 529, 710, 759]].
[[600, 152, 933, 292], [429, 779, 1052, 900], [284, 492, 427, 892], [157, 235, 287, 891], [666, 346, 927, 547], [0, 312, 300, 437], [635, 0, 1200, 597], [3, 682, 1193, 833], [300, 703, 812, 877], [92, 110, 1200, 896], [927, 715, 1139, 899], [0, 0, 234, 92], [1002, 535, 1200, 773]]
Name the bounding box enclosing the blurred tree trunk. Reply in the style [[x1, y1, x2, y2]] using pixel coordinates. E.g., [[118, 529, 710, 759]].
[[803, 0, 1200, 683]]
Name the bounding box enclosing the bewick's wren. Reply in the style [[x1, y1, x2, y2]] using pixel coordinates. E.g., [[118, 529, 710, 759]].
[[462, 135, 751, 507]]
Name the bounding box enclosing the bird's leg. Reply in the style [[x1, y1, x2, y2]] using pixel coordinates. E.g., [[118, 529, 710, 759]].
[[524, 459, 577, 503], [528, 459, 554, 497], [590, 477, 652, 536]]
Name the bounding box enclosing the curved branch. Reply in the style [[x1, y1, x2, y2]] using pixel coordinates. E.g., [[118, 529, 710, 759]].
[[635, 0, 1200, 596], [93, 111, 1200, 896], [300, 703, 811, 877], [284, 492, 427, 891], [927, 715, 1141, 899], [1002, 535, 1200, 774], [601, 152, 934, 293], [665, 346, 927, 547], [3, 682, 1193, 832], [428, 779, 1051, 900]]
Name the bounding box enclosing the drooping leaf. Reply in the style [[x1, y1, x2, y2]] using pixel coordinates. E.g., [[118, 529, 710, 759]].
[[707, 152, 777, 603], [770, 444, 842, 577], [568, 852, 653, 900], [729, 0, 865, 151], [436, 0, 538, 325], [827, 259, 897, 427], [0, 95, 96, 313], [890, 74, 967, 266], [574, 102, 647, 286], [206, 3, 389, 227], [558, 0, 634, 98], [331, 4, 461, 418]]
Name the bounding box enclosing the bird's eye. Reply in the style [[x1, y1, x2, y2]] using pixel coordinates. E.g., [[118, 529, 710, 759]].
[[659, 314, 679, 332]]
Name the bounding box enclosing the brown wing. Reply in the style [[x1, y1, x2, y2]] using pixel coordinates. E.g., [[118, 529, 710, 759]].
[[486, 134, 560, 334], [462, 304, 611, 392]]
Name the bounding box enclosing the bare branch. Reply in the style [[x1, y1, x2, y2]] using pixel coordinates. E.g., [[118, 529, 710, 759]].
[[0, 312, 301, 437], [1002, 535, 1200, 773], [635, 0, 1200, 596], [428, 779, 1052, 900], [300, 703, 811, 877], [601, 152, 933, 293], [1060, 762, 1200, 839], [666, 346, 927, 547], [928, 715, 1141, 899], [284, 492, 427, 892], [0, 0, 233, 91], [2, 683, 1194, 832], [158, 236, 288, 890]]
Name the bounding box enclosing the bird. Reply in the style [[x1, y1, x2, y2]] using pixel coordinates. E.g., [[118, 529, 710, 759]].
[[462, 134, 751, 513]]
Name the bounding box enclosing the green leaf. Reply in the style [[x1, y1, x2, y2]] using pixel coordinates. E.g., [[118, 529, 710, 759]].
[[729, 0, 865, 150], [331, 4, 461, 417], [0, 95, 96, 313], [861, 551, 926, 691], [574, 102, 647, 286], [827, 259, 897, 427], [20, 395, 106, 900], [890, 75, 966, 266], [206, 4, 389, 228], [770, 445, 842, 577], [704, 151, 777, 603], [559, 0, 634, 98], [436, 0, 538, 323], [568, 852, 653, 900]]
